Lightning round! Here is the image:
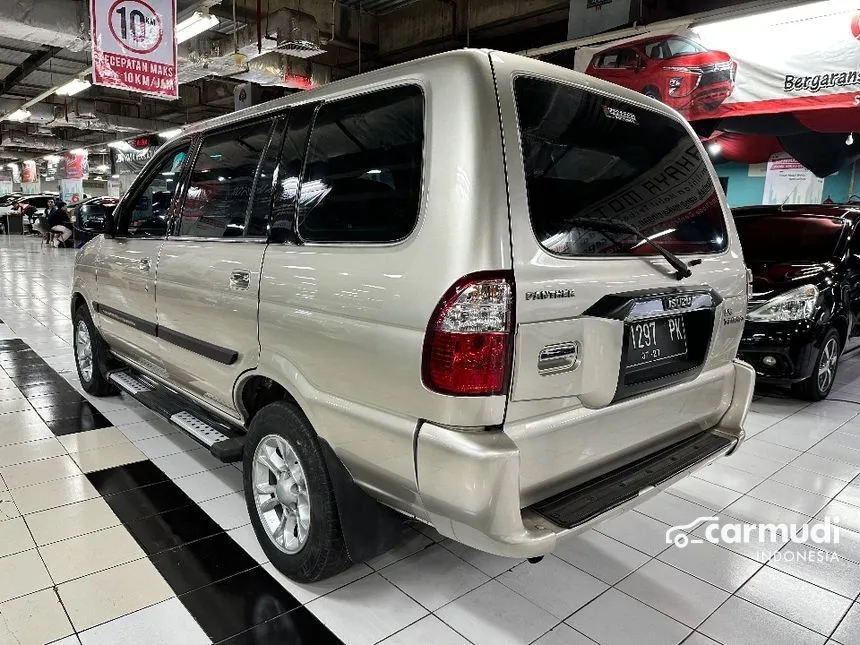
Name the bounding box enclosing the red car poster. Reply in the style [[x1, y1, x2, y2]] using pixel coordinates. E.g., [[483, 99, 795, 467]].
[[575, 3, 860, 120], [90, 0, 177, 99]]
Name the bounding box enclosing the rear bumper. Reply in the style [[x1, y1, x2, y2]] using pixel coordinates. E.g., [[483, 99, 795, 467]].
[[414, 359, 754, 558]]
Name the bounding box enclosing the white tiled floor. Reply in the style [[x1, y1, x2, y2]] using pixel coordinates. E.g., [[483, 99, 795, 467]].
[[3, 236, 860, 644]]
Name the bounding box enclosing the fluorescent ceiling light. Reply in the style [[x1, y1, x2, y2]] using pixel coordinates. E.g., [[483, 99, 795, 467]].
[[43, 155, 60, 162], [708, 142, 722, 156], [176, 12, 219, 44], [55, 78, 91, 96], [159, 128, 183, 139], [70, 148, 87, 155], [6, 109, 31, 122], [96, 164, 110, 172]]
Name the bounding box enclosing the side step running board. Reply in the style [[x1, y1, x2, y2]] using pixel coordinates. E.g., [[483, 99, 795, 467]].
[[109, 369, 245, 463], [109, 371, 153, 395]]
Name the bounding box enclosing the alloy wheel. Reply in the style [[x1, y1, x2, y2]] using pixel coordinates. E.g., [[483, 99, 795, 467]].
[[817, 337, 839, 394], [75, 319, 94, 383], [252, 434, 311, 554]]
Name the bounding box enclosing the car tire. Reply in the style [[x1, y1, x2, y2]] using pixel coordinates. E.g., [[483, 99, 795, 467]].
[[72, 305, 118, 397], [243, 401, 351, 583], [643, 86, 662, 101], [793, 329, 841, 401]]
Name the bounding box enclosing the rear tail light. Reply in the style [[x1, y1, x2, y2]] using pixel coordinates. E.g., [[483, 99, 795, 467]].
[[422, 272, 514, 396]]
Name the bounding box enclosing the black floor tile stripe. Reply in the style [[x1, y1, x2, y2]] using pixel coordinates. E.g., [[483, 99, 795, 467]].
[[88, 462, 346, 644], [149, 532, 259, 596], [4, 337, 346, 643], [0, 338, 110, 434], [85, 459, 171, 495]]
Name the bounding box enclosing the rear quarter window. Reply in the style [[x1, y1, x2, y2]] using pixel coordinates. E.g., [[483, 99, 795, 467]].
[[514, 76, 728, 258], [297, 85, 424, 244]]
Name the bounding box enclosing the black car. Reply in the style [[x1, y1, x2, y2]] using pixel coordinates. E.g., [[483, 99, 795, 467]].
[[72, 196, 119, 247], [734, 205, 860, 400]]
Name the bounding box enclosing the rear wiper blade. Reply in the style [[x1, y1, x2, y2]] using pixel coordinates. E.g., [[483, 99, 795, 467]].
[[570, 216, 693, 281]]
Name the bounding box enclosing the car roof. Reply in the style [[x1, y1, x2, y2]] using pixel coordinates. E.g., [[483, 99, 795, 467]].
[[596, 34, 681, 53], [732, 204, 860, 223]]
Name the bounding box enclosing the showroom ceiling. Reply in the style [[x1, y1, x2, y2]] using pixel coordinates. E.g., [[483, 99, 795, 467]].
[[0, 0, 821, 162]]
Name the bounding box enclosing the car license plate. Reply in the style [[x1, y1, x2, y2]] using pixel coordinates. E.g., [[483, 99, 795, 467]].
[[626, 317, 687, 369]]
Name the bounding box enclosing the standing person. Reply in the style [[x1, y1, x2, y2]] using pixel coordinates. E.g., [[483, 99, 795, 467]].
[[48, 200, 73, 247], [45, 198, 55, 219]]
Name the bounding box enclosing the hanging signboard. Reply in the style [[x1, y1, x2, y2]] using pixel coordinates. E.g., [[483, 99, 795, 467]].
[[763, 153, 825, 205], [90, 0, 177, 99], [0, 170, 12, 197], [572, 3, 860, 121]]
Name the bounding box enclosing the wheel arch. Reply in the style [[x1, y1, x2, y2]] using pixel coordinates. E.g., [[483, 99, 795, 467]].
[[237, 373, 304, 426], [70, 291, 88, 318], [832, 314, 849, 351]]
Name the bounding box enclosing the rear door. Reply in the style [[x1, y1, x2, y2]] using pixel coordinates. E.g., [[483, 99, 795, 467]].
[[153, 117, 281, 415], [492, 56, 747, 410]]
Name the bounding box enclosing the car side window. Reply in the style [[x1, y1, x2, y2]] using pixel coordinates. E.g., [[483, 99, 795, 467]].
[[646, 42, 665, 59], [851, 224, 860, 255], [117, 146, 188, 238], [296, 85, 424, 244], [598, 52, 619, 68], [616, 49, 639, 69], [178, 120, 274, 238]]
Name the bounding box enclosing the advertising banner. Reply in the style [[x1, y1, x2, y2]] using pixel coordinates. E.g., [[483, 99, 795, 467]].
[[574, 3, 860, 120], [90, 0, 177, 99], [59, 179, 85, 205], [763, 153, 825, 205], [111, 140, 158, 175]]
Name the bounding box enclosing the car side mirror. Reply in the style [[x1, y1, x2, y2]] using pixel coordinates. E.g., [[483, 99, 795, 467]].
[[87, 211, 115, 238]]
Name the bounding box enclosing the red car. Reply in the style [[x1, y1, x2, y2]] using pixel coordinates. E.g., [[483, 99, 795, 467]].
[[585, 35, 737, 115]]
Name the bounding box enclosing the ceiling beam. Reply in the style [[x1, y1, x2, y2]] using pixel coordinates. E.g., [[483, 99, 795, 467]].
[[0, 46, 63, 96]]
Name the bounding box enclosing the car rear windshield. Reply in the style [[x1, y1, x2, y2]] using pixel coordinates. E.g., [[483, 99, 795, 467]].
[[515, 76, 728, 257], [734, 215, 844, 263]]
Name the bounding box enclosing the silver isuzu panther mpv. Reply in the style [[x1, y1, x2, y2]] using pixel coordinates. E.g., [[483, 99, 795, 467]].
[[71, 49, 755, 582]]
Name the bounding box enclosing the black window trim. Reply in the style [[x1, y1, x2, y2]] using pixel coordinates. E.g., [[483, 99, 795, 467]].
[[292, 81, 428, 249], [511, 72, 730, 261], [113, 139, 194, 240], [169, 113, 284, 242], [268, 100, 322, 246]]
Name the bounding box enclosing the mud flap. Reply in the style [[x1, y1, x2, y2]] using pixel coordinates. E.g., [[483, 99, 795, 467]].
[[318, 439, 405, 563]]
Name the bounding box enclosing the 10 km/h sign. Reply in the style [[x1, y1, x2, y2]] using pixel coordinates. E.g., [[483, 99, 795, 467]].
[[91, 0, 177, 99]]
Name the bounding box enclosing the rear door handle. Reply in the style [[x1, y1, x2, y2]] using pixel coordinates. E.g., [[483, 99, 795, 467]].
[[229, 270, 251, 291], [138, 257, 151, 272], [538, 342, 581, 375]]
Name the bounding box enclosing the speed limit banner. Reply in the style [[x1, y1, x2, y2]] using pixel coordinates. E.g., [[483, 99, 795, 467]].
[[90, 0, 177, 99]]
